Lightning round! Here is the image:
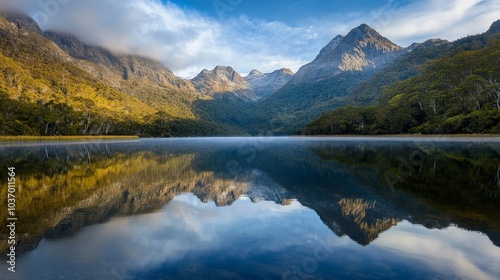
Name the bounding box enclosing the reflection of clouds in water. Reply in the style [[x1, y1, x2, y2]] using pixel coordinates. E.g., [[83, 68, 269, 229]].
[[9, 193, 321, 280], [54, 194, 314, 268], [373, 221, 500, 280], [107, 193, 314, 268], [8, 194, 500, 280]]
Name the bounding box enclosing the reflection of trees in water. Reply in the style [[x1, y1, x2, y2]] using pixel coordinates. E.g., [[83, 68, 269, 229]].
[[0, 142, 292, 257], [308, 141, 500, 246], [189, 140, 500, 246], [0, 145, 186, 256], [1, 139, 499, 258]]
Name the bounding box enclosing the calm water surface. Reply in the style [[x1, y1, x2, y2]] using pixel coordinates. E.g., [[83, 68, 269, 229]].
[[0, 137, 499, 279]]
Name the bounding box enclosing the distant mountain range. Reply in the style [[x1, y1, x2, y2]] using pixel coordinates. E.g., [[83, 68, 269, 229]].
[[190, 66, 293, 100], [0, 10, 499, 136]]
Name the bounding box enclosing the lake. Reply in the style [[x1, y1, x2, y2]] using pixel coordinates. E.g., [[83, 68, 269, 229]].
[[1, 137, 500, 279]]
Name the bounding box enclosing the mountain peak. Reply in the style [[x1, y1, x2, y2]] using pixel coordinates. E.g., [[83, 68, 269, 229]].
[[487, 19, 500, 34], [213, 65, 236, 73], [195, 65, 240, 80], [0, 11, 42, 34], [191, 65, 249, 97], [275, 68, 294, 75], [342, 23, 379, 41], [343, 23, 399, 48], [249, 69, 263, 76], [291, 23, 403, 82], [340, 23, 402, 57], [357, 23, 372, 31], [245, 68, 294, 99]]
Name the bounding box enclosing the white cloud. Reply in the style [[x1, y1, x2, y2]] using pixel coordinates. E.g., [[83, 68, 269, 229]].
[[368, 0, 500, 46], [373, 221, 500, 280]]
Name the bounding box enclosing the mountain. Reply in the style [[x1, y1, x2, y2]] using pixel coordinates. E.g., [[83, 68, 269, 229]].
[[45, 31, 194, 90], [245, 68, 294, 99], [43, 31, 197, 117], [346, 21, 500, 107], [304, 22, 500, 135], [248, 24, 404, 134], [190, 66, 253, 99], [291, 24, 402, 83], [0, 12, 159, 135], [190, 66, 293, 101], [0, 12, 247, 136], [347, 38, 451, 106], [486, 19, 500, 34]]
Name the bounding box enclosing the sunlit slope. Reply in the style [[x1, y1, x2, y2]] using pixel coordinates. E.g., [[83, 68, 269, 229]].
[[0, 15, 157, 134]]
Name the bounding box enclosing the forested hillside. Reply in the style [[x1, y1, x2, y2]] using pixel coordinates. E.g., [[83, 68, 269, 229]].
[[304, 38, 500, 135], [0, 13, 244, 136], [0, 14, 155, 135], [249, 71, 373, 135], [348, 25, 500, 106]]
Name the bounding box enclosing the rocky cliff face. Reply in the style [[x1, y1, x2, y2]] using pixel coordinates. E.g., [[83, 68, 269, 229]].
[[44, 31, 195, 92], [291, 24, 403, 83], [191, 66, 247, 100], [0, 11, 42, 35], [486, 19, 500, 34], [40, 29, 197, 117], [245, 68, 294, 99], [191, 66, 249, 97], [190, 66, 294, 100]]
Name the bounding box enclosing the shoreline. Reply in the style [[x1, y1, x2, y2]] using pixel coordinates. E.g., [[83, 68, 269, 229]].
[[0, 135, 139, 142], [293, 134, 500, 138], [1, 134, 499, 143]]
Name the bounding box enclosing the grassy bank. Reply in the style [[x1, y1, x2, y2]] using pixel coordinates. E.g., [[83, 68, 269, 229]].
[[0, 135, 139, 142]]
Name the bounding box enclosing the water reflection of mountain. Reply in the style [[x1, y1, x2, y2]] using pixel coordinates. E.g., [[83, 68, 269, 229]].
[[0, 143, 195, 257], [307, 141, 500, 246], [0, 142, 294, 258], [182, 139, 500, 246], [1, 139, 499, 258]]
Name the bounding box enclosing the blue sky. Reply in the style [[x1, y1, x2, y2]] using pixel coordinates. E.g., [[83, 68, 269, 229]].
[[1, 0, 499, 78], [172, 0, 407, 24]]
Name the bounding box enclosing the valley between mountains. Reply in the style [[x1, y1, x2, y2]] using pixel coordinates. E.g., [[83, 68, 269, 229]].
[[1, 11, 499, 136]]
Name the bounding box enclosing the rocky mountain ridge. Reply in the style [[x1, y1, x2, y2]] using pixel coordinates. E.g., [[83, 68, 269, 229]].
[[190, 66, 295, 100], [191, 65, 251, 99], [44, 31, 196, 92], [291, 24, 403, 83], [245, 68, 294, 99], [0, 11, 42, 34]]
